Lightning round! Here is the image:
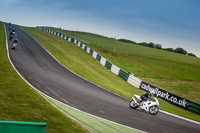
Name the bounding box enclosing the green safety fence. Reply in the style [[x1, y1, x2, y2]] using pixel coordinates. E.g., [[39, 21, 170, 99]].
[[80, 43, 83, 48], [89, 49, 93, 56], [84, 45, 87, 51], [71, 38, 74, 43], [118, 69, 129, 82], [105, 61, 112, 70], [0, 121, 46, 133], [65, 35, 68, 40], [75, 40, 79, 45], [188, 101, 200, 115], [96, 54, 101, 62]]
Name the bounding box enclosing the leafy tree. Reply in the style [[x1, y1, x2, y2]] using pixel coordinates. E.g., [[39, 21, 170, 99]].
[[138, 42, 148, 46], [155, 44, 162, 49], [118, 39, 194, 58], [165, 48, 174, 52], [188, 53, 197, 57], [148, 42, 155, 48], [118, 39, 137, 44], [174, 47, 187, 55]]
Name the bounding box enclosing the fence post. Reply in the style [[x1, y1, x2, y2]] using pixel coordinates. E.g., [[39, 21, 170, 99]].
[[169, 63, 172, 68], [185, 67, 187, 73]]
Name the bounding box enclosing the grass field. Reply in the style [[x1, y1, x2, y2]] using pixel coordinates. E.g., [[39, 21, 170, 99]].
[[22, 26, 200, 122], [0, 22, 87, 133]]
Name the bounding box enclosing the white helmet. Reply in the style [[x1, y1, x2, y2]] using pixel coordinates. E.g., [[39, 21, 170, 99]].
[[150, 91, 155, 96]]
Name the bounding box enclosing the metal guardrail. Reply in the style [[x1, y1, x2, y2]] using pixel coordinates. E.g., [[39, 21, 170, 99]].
[[188, 101, 200, 115]]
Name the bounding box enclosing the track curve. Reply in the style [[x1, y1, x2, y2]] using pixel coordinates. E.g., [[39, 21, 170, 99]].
[[5, 24, 200, 133]]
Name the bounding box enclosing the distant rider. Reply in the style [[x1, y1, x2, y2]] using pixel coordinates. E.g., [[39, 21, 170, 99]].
[[140, 91, 154, 104], [9, 31, 15, 40], [12, 39, 18, 49], [11, 27, 15, 32]]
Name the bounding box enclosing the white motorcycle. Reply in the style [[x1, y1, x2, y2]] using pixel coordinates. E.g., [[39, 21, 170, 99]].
[[12, 39, 18, 49], [129, 94, 159, 115], [9, 31, 15, 40]]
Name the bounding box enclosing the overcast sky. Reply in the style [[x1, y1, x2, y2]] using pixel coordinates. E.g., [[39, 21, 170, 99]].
[[0, 0, 200, 57]]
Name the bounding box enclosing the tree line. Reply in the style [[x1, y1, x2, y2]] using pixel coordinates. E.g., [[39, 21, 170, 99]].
[[118, 39, 197, 57]]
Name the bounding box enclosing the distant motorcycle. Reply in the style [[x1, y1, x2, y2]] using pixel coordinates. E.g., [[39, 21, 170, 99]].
[[129, 94, 159, 115], [9, 31, 15, 40], [12, 39, 18, 49]]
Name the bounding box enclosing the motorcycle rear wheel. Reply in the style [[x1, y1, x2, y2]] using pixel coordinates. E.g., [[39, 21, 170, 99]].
[[149, 105, 159, 115], [129, 100, 138, 109]]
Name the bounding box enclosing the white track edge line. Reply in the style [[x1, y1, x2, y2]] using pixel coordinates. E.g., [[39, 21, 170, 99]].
[[159, 110, 200, 125]]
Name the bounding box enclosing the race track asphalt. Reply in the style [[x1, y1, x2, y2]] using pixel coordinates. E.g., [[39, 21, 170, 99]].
[[5, 24, 200, 133]]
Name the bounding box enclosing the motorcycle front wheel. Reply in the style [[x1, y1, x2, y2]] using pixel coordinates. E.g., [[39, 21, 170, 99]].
[[149, 105, 159, 115], [129, 100, 138, 109]]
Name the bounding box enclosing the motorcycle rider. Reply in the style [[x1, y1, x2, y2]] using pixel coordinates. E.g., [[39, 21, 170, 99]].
[[12, 39, 18, 49], [140, 91, 154, 105], [11, 27, 15, 32], [9, 31, 15, 40]]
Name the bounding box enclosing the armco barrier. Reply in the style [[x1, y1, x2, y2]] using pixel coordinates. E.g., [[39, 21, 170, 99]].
[[118, 69, 129, 82], [111, 64, 120, 75], [100, 57, 106, 66], [92, 51, 98, 59], [127, 75, 142, 89], [84, 45, 87, 52], [89, 49, 93, 56], [38, 27, 200, 115], [0, 121, 46, 133], [86, 47, 90, 54], [105, 60, 112, 70], [188, 101, 200, 115], [96, 54, 101, 62]]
